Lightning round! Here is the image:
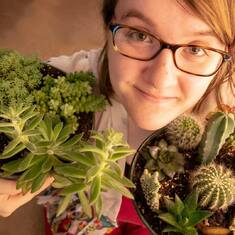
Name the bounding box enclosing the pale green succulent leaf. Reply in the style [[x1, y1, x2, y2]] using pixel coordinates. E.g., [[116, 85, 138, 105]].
[[41, 156, 53, 173], [17, 162, 42, 183], [56, 194, 73, 217], [0, 143, 25, 159], [22, 130, 41, 137], [52, 122, 63, 141], [158, 213, 182, 230], [60, 133, 83, 148], [110, 148, 135, 161], [78, 191, 92, 218], [103, 169, 135, 188], [61, 183, 86, 195], [101, 174, 133, 199], [2, 137, 21, 155], [89, 175, 101, 204], [0, 122, 14, 128], [95, 194, 102, 219], [80, 145, 106, 160], [186, 211, 212, 227], [56, 124, 74, 143], [86, 165, 100, 182], [31, 172, 49, 193], [106, 160, 122, 176], [26, 114, 43, 130], [54, 165, 86, 179], [52, 174, 73, 188], [60, 151, 95, 167], [0, 127, 15, 134]]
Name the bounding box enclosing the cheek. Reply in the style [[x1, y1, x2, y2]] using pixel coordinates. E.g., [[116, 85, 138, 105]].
[[179, 76, 213, 106], [107, 44, 141, 96]]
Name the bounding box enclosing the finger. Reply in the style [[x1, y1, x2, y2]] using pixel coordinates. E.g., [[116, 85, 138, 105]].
[[0, 176, 54, 217], [0, 178, 22, 195]]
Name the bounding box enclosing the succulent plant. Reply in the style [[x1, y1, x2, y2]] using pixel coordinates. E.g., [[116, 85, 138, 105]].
[[165, 114, 203, 150], [140, 169, 161, 212], [144, 139, 185, 180], [53, 128, 136, 218], [33, 72, 106, 130], [198, 111, 235, 164], [0, 107, 84, 193], [191, 163, 235, 211], [158, 191, 212, 235]]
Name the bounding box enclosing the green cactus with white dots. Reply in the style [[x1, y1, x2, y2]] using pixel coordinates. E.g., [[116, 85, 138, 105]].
[[165, 114, 203, 150], [191, 163, 235, 210], [140, 169, 161, 212]]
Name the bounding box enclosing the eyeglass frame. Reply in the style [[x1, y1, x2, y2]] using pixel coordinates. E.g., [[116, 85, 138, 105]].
[[109, 23, 232, 77]]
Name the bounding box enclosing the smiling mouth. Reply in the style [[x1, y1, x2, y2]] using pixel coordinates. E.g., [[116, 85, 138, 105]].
[[134, 86, 177, 103]]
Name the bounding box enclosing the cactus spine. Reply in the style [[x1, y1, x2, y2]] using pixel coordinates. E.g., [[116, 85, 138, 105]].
[[199, 112, 235, 164], [191, 163, 235, 210], [140, 169, 161, 212], [165, 115, 203, 150]]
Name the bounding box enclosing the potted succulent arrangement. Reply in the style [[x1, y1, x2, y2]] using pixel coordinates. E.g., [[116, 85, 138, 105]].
[[130, 107, 235, 235], [0, 49, 136, 219]]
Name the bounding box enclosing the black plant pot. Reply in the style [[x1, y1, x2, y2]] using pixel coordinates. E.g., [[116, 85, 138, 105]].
[[130, 128, 235, 235]]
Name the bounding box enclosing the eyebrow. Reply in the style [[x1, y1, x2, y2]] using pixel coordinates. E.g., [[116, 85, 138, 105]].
[[120, 9, 217, 38]]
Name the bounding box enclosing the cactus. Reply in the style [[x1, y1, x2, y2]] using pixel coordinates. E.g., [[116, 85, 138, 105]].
[[140, 169, 161, 212], [191, 163, 235, 210], [165, 114, 203, 150], [198, 111, 235, 164], [144, 139, 185, 180]]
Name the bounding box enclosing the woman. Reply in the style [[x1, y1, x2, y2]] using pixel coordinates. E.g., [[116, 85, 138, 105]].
[[0, 0, 234, 234]]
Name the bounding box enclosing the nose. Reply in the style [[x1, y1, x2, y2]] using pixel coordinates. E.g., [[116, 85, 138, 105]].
[[142, 49, 179, 90]]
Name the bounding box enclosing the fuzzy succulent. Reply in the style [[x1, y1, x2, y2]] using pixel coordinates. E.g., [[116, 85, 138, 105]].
[[53, 128, 136, 218], [191, 163, 235, 211], [144, 139, 185, 180], [165, 114, 203, 150], [140, 169, 161, 212]]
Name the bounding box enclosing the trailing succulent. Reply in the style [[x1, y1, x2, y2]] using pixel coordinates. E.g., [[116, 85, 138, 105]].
[[33, 71, 106, 130], [144, 139, 185, 180]]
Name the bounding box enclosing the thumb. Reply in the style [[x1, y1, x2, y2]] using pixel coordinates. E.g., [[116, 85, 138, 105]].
[[0, 178, 21, 195]]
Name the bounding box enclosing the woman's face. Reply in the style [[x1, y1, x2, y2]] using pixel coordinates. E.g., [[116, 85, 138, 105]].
[[107, 0, 225, 130]]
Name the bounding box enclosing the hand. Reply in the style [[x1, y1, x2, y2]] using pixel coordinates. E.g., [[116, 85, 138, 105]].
[[0, 177, 54, 217]]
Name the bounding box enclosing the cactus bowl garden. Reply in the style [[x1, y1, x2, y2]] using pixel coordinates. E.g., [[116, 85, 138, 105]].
[[130, 111, 235, 235]]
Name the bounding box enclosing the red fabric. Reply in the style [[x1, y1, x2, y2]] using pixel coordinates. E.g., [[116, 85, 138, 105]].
[[106, 197, 151, 235], [44, 197, 151, 235]]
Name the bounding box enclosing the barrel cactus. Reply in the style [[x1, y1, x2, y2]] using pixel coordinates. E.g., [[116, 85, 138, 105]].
[[140, 169, 161, 212], [191, 163, 235, 210], [165, 114, 203, 150]]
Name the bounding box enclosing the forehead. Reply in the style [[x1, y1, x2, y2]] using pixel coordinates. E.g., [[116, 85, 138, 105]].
[[114, 0, 219, 44]]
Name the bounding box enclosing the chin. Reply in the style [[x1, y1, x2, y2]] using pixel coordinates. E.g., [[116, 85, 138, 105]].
[[131, 114, 173, 131]]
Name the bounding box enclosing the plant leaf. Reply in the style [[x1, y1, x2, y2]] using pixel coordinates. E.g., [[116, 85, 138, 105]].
[[41, 156, 53, 173], [2, 137, 21, 155], [187, 210, 212, 227], [158, 213, 181, 230], [31, 173, 49, 193], [26, 114, 43, 130], [61, 183, 86, 195], [78, 191, 92, 218], [54, 165, 86, 179], [89, 175, 101, 204], [0, 143, 25, 159], [56, 194, 73, 217]]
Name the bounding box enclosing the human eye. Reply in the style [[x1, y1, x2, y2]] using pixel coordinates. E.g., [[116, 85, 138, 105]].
[[185, 46, 208, 57], [125, 29, 152, 43]]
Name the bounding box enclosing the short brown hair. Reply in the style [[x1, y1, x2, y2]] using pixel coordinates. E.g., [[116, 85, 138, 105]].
[[98, 0, 235, 109]]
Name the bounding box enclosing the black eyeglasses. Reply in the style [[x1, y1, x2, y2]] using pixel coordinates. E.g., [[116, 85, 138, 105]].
[[109, 23, 232, 77]]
